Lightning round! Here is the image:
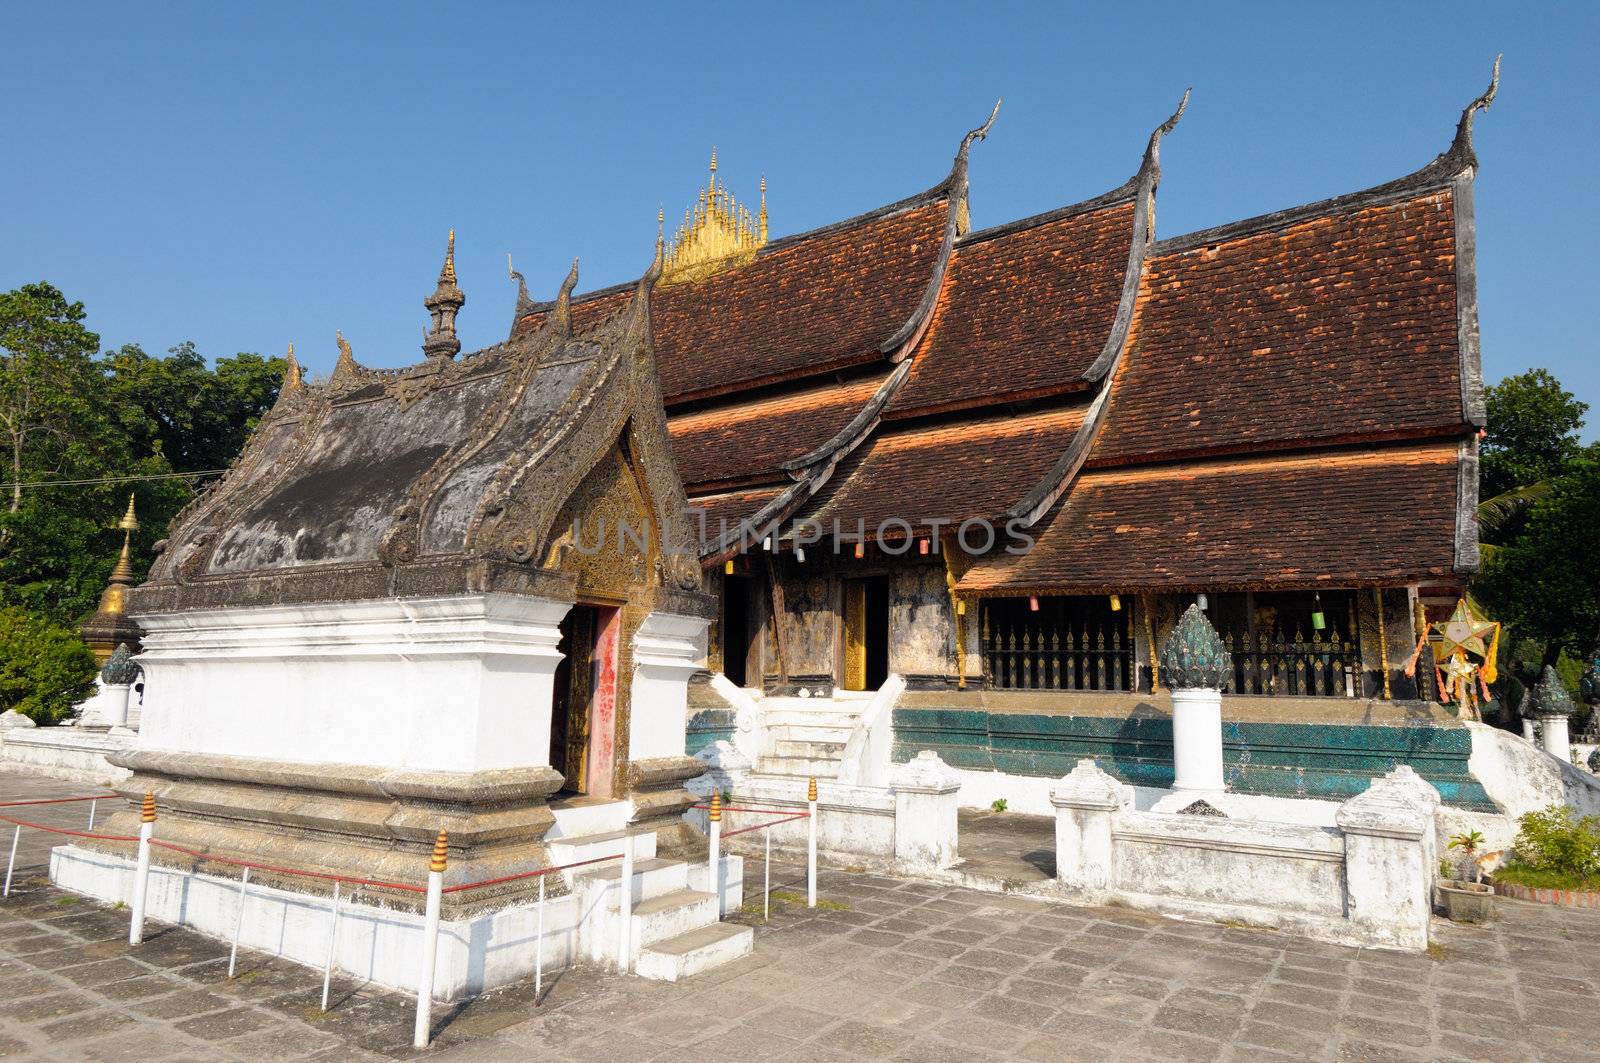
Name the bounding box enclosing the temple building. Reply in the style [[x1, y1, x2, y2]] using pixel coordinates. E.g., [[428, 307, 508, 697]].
[[519, 75, 1496, 808], [49, 65, 1508, 993]]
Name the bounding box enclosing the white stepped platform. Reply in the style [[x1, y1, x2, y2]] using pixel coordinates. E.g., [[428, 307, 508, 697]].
[[547, 828, 657, 868], [637, 923, 753, 981], [757, 755, 845, 778], [579, 857, 687, 905], [773, 739, 847, 759]]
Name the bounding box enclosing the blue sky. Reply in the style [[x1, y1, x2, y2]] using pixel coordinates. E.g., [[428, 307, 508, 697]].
[[5, 3, 1596, 436]]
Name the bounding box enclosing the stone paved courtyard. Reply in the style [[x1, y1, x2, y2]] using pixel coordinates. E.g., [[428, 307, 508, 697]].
[[2, 772, 1598, 1061]]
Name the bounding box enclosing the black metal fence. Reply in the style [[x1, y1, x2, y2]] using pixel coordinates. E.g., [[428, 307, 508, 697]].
[[982, 597, 1133, 691]]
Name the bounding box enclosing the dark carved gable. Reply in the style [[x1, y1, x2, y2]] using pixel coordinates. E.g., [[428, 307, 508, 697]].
[[133, 262, 703, 614]]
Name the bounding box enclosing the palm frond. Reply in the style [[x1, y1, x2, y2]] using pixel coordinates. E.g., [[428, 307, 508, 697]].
[[1477, 482, 1552, 535]]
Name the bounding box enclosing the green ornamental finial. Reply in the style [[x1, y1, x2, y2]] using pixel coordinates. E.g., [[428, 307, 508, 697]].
[[1158, 604, 1233, 691], [100, 643, 140, 686], [1531, 665, 1574, 718]]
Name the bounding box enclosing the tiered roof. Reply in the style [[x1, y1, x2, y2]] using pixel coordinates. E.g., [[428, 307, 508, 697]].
[[588, 63, 1494, 594]]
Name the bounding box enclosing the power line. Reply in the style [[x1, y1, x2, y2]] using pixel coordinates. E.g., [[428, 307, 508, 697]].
[[0, 469, 227, 491]]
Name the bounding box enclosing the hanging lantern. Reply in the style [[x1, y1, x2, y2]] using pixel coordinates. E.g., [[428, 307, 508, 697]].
[[956, 600, 966, 616], [1109, 594, 1122, 612], [918, 539, 930, 555], [854, 542, 865, 559], [724, 559, 734, 575], [796, 546, 806, 562], [763, 536, 772, 551], [1197, 593, 1209, 610], [1311, 592, 1326, 631], [1029, 596, 1040, 612]]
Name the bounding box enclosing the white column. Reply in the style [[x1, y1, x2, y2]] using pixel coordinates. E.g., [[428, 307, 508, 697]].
[[1540, 714, 1572, 761], [685, 740, 752, 829], [1170, 687, 1225, 792], [1336, 766, 1440, 951], [629, 612, 713, 762], [891, 751, 962, 871], [1050, 759, 1130, 893]]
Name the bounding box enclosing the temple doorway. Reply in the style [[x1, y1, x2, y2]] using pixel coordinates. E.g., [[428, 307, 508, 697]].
[[841, 576, 889, 692], [721, 574, 759, 688], [550, 603, 622, 798]]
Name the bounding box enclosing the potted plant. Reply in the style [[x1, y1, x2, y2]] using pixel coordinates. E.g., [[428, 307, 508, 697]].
[[1438, 830, 1495, 923]]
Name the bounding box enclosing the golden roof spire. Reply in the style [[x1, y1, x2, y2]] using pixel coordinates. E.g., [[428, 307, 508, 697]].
[[441, 229, 457, 285], [105, 495, 139, 594], [661, 149, 768, 287], [282, 342, 302, 391]]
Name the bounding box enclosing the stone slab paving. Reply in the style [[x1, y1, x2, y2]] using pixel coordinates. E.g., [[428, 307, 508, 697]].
[[2, 770, 1598, 1061]]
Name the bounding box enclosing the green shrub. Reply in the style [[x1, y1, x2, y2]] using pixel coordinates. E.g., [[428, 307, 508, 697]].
[[0, 606, 97, 723], [1510, 805, 1600, 879]]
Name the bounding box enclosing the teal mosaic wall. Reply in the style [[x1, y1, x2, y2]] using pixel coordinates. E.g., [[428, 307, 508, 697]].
[[686, 708, 735, 758], [892, 707, 1497, 811]]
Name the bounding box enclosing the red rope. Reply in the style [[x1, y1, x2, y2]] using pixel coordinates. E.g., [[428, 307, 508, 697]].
[[691, 804, 811, 816], [145, 839, 428, 893], [722, 812, 812, 839], [440, 851, 624, 895], [0, 814, 138, 843], [0, 795, 114, 808]]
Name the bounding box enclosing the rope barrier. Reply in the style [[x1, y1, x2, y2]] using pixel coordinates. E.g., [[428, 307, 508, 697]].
[[0, 814, 138, 843], [145, 840, 427, 894], [0, 795, 115, 808], [722, 812, 812, 839]]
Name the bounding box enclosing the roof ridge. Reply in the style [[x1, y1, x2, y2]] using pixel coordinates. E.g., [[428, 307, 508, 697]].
[[1156, 59, 1499, 257]]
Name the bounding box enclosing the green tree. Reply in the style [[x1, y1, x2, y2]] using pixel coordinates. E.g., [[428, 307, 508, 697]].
[[1477, 452, 1600, 663], [0, 282, 106, 517], [106, 341, 282, 473], [0, 606, 97, 723], [1480, 369, 1588, 507]]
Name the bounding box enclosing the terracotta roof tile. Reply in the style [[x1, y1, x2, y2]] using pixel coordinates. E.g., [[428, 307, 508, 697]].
[[668, 374, 889, 490], [1091, 190, 1465, 466], [799, 406, 1087, 536], [959, 443, 1460, 593], [689, 487, 785, 541], [887, 202, 1135, 418]]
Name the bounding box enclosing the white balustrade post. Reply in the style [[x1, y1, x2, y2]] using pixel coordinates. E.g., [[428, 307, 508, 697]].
[[3, 824, 19, 898], [617, 835, 634, 973], [321, 881, 343, 1011], [128, 793, 156, 945], [891, 752, 963, 872], [1533, 666, 1577, 763], [1160, 605, 1231, 794], [412, 830, 447, 1051], [228, 868, 251, 978], [534, 875, 546, 1001], [806, 777, 818, 909], [707, 793, 723, 917], [1050, 759, 1130, 895]]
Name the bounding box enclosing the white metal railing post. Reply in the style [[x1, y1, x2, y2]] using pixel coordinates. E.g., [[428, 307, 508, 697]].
[[534, 874, 546, 1001], [87, 799, 97, 831], [320, 881, 343, 1010], [764, 829, 771, 921], [128, 793, 156, 945], [708, 793, 723, 917], [807, 776, 818, 908], [412, 829, 447, 1050], [227, 868, 251, 978], [617, 834, 634, 973], [3, 824, 19, 898]]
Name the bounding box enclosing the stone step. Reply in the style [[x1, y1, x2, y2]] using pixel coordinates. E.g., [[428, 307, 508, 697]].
[[636, 922, 754, 982], [610, 888, 720, 948], [762, 708, 863, 728], [756, 755, 842, 778], [769, 723, 855, 744], [578, 857, 688, 905], [772, 739, 847, 759], [547, 829, 657, 870]]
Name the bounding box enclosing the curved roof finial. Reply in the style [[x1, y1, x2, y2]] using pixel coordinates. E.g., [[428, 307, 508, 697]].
[[332, 330, 358, 380], [282, 341, 302, 392], [553, 258, 580, 335], [957, 98, 1002, 163], [1141, 87, 1191, 180], [1447, 54, 1500, 167], [507, 251, 533, 310]]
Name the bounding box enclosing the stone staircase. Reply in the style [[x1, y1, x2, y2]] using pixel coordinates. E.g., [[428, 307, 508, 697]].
[[752, 695, 868, 781], [545, 816, 751, 981]]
